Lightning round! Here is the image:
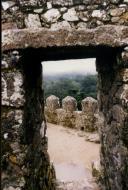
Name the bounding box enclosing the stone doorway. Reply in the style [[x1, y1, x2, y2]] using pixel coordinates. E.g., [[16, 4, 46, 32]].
[[2, 44, 128, 190]]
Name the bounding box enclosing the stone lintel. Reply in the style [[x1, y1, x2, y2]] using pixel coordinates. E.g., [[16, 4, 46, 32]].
[[2, 25, 128, 51]]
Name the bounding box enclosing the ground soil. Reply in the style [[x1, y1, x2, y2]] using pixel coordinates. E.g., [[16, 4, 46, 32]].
[[45, 123, 100, 190]]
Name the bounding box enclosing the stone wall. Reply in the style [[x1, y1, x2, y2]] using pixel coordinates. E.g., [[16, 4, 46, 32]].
[[45, 95, 99, 132], [1, 50, 56, 190], [96, 48, 128, 190], [1, 50, 26, 190], [2, 0, 128, 31]]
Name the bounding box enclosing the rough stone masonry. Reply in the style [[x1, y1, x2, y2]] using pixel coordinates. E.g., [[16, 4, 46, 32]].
[[45, 95, 99, 132], [1, 0, 128, 190]]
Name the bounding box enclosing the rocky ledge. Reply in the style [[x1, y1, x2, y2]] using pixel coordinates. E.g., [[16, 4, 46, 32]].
[[2, 25, 128, 51]]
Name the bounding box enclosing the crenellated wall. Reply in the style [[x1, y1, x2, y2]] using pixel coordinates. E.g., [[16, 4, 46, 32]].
[[45, 95, 99, 132]]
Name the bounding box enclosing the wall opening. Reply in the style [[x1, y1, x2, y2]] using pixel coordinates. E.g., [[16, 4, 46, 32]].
[[41, 56, 101, 187]]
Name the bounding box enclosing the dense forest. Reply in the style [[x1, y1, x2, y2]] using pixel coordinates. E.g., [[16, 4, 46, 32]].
[[44, 74, 97, 110]]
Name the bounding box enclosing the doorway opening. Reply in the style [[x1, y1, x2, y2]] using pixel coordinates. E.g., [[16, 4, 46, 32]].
[[20, 45, 123, 190], [42, 57, 100, 188]]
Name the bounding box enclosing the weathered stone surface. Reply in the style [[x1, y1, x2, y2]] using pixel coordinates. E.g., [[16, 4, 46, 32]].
[[82, 97, 98, 113], [109, 8, 126, 17], [33, 8, 43, 13], [18, 0, 47, 8], [47, 2, 52, 9], [92, 160, 101, 180], [45, 95, 60, 124], [74, 111, 84, 130], [56, 108, 76, 128], [25, 14, 42, 28], [45, 107, 58, 124], [78, 11, 88, 22], [62, 96, 77, 112], [1, 50, 56, 190], [52, 0, 102, 6], [1, 107, 25, 189], [76, 22, 87, 29], [2, 1, 16, 10], [111, 16, 120, 23], [2, 25, 128, 51], [75, 98, 98, 132], [2, 71, 25, 107], [115, 84, 128, 104], [96, 54, 128, 190], [2, 60, 8, 69], [46, 95, 60, 111], [51, 21, 71, 30], [1, 0, 128, 31], [92, 10, 105, 18], [110, 0, 120, 4], [2, 22, 18, 30], [63, 8, 79, 21], [52, 0, 73, 6], [77, 113, 98, 132], [124, 0, 128, 3], [122, 69, 128, 82], [85, 133, 100, 143], [42, 9, 61, 23], [3, 186, 21, 190], [60, 7, 68, 13]]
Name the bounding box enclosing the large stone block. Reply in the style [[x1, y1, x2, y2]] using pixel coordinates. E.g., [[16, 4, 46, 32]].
[[2, 26, 128, 51], [25, 14, 42, 28], [63, 8, 79, 21], [41, 8, 61, 23]]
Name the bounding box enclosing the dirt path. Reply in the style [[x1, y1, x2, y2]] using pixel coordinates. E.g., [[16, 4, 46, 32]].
[[47, 123, 100, 170], [45, 123, 100, 190]]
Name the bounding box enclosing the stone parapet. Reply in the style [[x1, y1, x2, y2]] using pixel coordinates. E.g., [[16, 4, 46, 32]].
[[45, 96, 99, 132]]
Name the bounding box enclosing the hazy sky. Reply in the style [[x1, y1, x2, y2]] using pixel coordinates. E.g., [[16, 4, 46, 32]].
[[42, 58, 97, 75]]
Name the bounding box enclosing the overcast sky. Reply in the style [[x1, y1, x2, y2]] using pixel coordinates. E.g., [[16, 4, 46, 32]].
[[42, 58, 97, 75]]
